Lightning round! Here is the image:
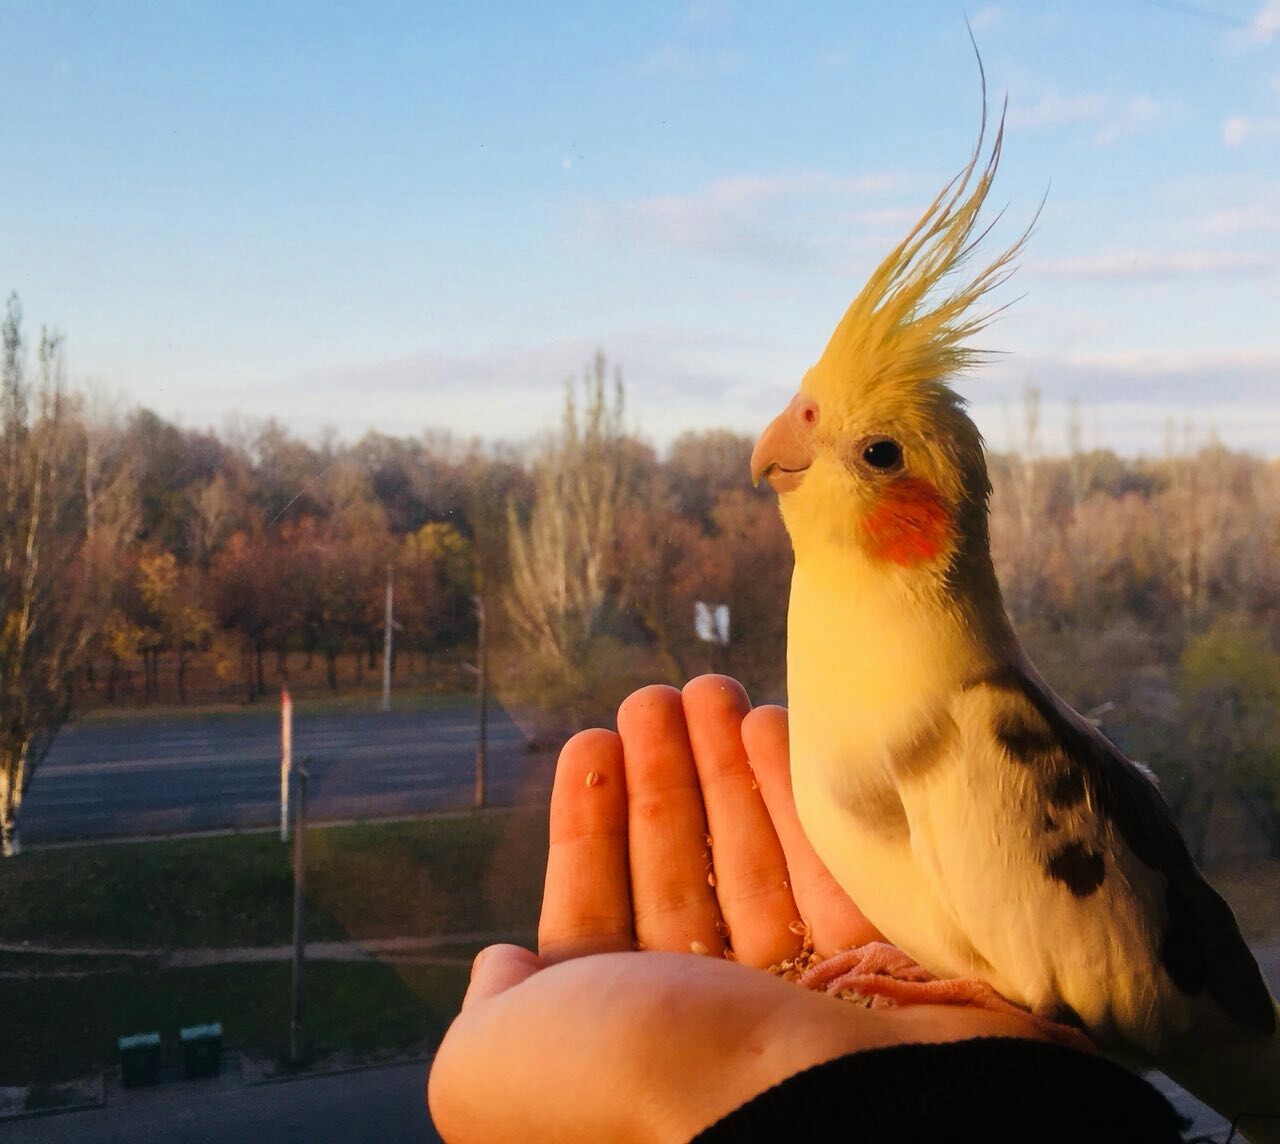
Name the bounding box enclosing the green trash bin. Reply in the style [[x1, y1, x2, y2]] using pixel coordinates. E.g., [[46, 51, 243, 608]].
[[118, 1032, 161, 1087], [180, 1023, 223, 1078]]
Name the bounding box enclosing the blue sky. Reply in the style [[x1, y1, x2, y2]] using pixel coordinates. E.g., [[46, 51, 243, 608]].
[[5, 1, 1280, 455]]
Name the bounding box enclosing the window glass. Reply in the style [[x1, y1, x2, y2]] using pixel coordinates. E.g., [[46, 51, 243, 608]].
[[1, 5, 1276, 1140]]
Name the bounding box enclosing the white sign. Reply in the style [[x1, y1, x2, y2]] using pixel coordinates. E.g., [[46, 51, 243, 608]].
[[694, 601, 730, 645]]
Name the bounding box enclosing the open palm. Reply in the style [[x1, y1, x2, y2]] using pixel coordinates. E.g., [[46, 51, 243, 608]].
[[538, 674, 882, 969]]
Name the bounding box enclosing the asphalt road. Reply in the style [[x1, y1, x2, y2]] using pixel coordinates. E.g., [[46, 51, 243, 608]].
[[20, 702, 544, 844], [2, 1058, 440, 1144]]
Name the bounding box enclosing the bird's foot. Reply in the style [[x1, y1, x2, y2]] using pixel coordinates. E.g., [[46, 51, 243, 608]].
[[795, 941, 1094, 1052]]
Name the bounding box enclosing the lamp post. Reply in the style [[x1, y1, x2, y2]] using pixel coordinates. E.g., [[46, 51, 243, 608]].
[[289, 763, 310, 1065], [473, 594, 488, 809]]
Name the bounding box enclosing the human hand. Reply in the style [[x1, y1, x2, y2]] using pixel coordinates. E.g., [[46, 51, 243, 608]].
[[428, 676, 1050, 1143], [537, 674, 882, 967]]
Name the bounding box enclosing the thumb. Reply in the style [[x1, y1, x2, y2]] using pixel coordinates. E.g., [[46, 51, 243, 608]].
[[462, 944, 545, 1009]]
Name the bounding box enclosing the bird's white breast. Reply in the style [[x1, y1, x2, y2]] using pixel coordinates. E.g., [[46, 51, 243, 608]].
[[786, 557, 1188, 1045], [786, 557, 988, 971]]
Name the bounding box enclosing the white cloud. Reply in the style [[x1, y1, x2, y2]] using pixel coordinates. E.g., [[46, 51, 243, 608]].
[[581, 170, 900, 266], [1248, 0, 1280, 43], [1008, 90, 1164, 144], [982, 346, 1280, 400], [638, 41, 743, 75], [972, 349, 1280, 454], [970, 398, 1280, 457], [1095, 95, 1163, 144], [1008, 92, 1108, 129], [1225, 1, 1280, 50], [1057, 347, 1280, 378], [271, 338, 1280, 458], [1223, 114, 1280, 147], [685, 0, 732, 30], [850, 206, 925, 230], [1027, 249, 1280, 280], [673, 171, 898, 204], [279, 333, 761, 446], [815, 47, 853, 73], [1200, 205, 1280, 234], [969, 6, 1002, 32], [1223, 116, 1250, 147]]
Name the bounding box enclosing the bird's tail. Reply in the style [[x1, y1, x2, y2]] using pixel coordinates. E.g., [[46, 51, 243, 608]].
[[1159, 999, 1280, 1144]]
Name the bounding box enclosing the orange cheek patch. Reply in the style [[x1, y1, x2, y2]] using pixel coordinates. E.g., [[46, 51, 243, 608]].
[[860, 477, 953, 567]]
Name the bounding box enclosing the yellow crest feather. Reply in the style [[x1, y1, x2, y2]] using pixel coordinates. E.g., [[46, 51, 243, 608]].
[[815, 103, 1029, 402]]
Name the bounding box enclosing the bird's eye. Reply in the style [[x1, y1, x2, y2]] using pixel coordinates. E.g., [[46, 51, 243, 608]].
[[861, 437, 904, 472]]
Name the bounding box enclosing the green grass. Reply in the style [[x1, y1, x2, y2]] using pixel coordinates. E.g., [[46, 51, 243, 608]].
[[1213, 860, 1280, 942], [0, 813, 541, 1084], [0, 961, 469, 1084], [1, 811, 548, 948]]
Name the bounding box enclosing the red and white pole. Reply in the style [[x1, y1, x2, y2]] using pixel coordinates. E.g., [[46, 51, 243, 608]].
[[280, 686, 294, 841]]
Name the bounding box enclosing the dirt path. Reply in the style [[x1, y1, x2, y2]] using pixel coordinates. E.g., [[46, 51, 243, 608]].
[[0, 931, 530, 978]]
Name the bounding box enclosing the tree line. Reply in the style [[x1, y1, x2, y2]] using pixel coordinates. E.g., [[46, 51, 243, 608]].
[[1, 297, 1277, 861]]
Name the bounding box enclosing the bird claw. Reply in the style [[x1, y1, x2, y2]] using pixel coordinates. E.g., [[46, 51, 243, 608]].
[[796, 941, 1096, 1052]]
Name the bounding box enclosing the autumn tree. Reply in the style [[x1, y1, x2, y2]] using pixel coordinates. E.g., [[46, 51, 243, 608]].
[[137, 550, 214, 703], [705, 488, 791, 697], [323, 457, 394, 680], [666, 430, 754, 526], [209, 525, 291, 700], [613, 500, 715, 681], [1174, 620, 1280, 859], [249, 419, 329, 524], [187, 468, 248, 570], [397, 522, 477, 657], [129, 409, 229, 560]]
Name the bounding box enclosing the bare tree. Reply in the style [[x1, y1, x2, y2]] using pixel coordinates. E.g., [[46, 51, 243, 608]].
[[992, 382, 1046, 622], [1160, 419, 1237, 625], [1015, 382, 1041, 553], [0, 299, 133, 853], [505, 352, 628, 669]]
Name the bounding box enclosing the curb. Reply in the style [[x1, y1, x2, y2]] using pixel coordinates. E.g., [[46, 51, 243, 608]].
[[239, 1050, 434, 1087], [0, 1077, 105, 1123], [24, 801, 540, 852]]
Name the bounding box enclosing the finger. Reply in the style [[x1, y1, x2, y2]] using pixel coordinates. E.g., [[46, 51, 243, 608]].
[[742, 705, 884, 954], [681, 676, 802, 968], [539, 729, 633, 963], [462, 944, 544, 1009], [618, 685, 725, 957]]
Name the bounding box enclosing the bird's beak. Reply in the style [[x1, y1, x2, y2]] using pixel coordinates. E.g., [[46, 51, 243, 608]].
[[751, 393, 818, 493]]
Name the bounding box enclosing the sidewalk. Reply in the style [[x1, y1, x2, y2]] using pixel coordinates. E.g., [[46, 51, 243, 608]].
[[2, 1057, 442, 1144]]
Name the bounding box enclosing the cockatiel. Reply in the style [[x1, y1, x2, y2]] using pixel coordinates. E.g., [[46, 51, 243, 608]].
[[751, 115, 1280, 1138]]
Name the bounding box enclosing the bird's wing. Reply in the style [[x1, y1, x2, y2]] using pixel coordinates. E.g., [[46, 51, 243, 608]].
[[899, 661, 1273, 1050]]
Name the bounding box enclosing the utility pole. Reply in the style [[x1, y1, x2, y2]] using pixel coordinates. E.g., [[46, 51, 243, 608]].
[[289, 763, 309, 1065], [381, 565, 394, 713], [474, 594, 488, 809]]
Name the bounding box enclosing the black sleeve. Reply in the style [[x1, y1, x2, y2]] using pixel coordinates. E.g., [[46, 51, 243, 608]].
[[691, 1037, 1184, 1143]]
